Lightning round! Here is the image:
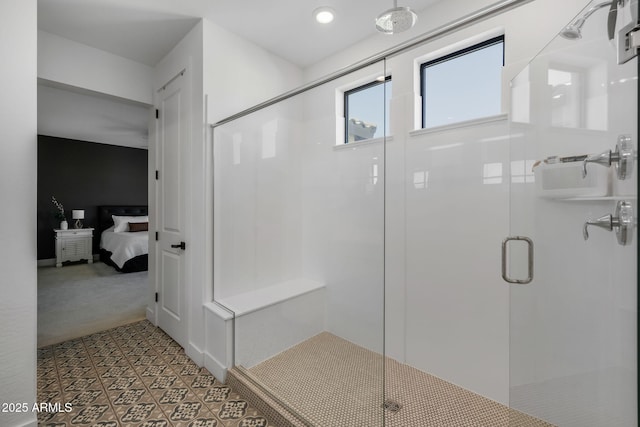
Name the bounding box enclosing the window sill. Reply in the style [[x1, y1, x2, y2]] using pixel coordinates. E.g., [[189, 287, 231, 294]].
[[410, 114, 508, 138], [333, 135, 394, 151]]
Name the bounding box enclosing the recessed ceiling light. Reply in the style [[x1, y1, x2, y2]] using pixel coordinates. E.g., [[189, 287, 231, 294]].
[[314, 6, 335, 24]]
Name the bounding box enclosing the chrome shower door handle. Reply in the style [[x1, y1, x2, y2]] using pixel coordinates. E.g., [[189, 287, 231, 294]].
[[502, 236, 534, 284]]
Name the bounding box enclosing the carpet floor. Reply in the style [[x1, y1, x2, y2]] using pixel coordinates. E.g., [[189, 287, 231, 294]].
[[38, 262, 148, 347], [37, 320, 272, 426]]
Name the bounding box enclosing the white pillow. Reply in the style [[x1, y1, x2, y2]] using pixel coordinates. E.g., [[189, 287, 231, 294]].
[[112, 215, 149, 233]]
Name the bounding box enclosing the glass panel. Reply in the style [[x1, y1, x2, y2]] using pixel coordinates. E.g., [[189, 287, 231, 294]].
[[391, 36, 513, 426], [509, 1, 637, 425], [213, 60, 387, 426]]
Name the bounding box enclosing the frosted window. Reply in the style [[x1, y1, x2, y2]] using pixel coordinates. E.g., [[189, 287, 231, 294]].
[[345, 78, 392, 143], [421, 36, 504, 128]]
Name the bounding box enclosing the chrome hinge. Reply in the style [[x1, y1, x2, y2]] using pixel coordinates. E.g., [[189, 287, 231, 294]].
[[618, 22, 640, 64]]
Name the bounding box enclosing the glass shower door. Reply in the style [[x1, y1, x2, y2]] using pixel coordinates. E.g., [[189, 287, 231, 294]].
[[508, 1, 638, 426]]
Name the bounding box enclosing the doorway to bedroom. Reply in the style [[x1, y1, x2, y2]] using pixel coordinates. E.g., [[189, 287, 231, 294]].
[[36, 84, 152, 347]]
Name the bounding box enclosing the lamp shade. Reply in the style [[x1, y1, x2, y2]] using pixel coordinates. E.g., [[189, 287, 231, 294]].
[[72, 210, 85, 220]]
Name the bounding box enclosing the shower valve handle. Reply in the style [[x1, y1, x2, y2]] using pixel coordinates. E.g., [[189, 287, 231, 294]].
[[583, 214, 613, 240], [582, 150, 615, 177], [582, 135, 635, 180], [583, 200, 634, 246]]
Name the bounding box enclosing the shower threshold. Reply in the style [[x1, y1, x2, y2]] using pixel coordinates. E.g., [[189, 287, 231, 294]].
[[228, 332, 554, 427]]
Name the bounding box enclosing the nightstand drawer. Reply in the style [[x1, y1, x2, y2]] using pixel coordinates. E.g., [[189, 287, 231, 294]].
[[56, 229, 93, 237]]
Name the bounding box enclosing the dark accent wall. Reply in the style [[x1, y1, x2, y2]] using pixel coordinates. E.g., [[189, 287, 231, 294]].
[[37, 135, 148, 259]]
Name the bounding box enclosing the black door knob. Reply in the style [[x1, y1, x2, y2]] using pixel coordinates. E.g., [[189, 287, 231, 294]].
[[171, 242, 186, 250]]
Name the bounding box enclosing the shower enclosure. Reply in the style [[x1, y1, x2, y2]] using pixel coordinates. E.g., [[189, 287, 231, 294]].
[[210, 1, 637, 425]]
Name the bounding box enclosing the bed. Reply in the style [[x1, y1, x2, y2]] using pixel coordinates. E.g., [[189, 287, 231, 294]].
[[98, 205, 149, 273]]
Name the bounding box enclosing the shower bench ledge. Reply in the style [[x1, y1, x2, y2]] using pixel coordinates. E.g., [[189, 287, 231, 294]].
[[215, 278, 325, 316]]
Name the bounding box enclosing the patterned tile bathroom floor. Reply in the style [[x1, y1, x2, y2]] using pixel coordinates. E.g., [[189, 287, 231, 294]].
[[37, 320, 272, 427]]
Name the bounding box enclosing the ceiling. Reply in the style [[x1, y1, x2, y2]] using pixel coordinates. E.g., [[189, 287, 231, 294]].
[[38, 0, 441, 68], [37, 0, 442, 149], [38, 82, 150, 149]]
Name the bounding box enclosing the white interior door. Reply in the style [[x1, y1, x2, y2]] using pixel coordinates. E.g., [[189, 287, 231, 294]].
[[156, 71, 188, 348], [508, 1, 637, 425]]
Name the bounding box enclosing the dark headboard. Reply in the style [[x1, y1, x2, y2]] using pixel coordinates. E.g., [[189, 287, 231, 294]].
[[97, 205, 148, 234]]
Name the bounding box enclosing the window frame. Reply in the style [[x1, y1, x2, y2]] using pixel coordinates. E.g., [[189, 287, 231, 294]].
[[343, 76, 392, 144], [420, 35, 505, 129]]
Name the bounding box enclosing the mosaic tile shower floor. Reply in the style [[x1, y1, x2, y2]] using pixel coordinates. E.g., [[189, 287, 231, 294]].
[[248, 332, 554, 427], [37, 320, 272, 427]]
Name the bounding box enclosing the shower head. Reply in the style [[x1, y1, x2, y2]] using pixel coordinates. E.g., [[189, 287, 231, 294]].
[[376, 1, 417, 34], [560, 20, 586, 40], [560, 1, 621, 40]]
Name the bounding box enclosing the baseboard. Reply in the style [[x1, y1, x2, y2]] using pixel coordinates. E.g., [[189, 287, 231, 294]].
[[204, 351, 228, 383], [37, 258, 56, 267], [145, 307, 155, 325], [37, 254, 99, 267], [186, 342, 204, 367]]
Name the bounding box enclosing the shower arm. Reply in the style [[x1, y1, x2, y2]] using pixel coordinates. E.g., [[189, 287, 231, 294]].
[[572, 1, 619, 30], [587, 1, 620, 20], [564, 0, 629, 41]]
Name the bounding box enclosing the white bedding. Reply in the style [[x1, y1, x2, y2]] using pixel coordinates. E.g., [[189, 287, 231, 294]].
[[100, 226, 149, 268]]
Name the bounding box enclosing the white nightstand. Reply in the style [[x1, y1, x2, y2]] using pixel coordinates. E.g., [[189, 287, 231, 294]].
[[55, 228, 94, 267]]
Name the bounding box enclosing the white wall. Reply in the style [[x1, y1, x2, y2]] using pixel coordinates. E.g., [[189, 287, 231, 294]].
[[0, 1, 38, 426], [213, 104, 304, 300], [38, 30, 153, 105], [204, 19, 303, 306], [37, 30, 153, 150], [203, 21, 303, 125]]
